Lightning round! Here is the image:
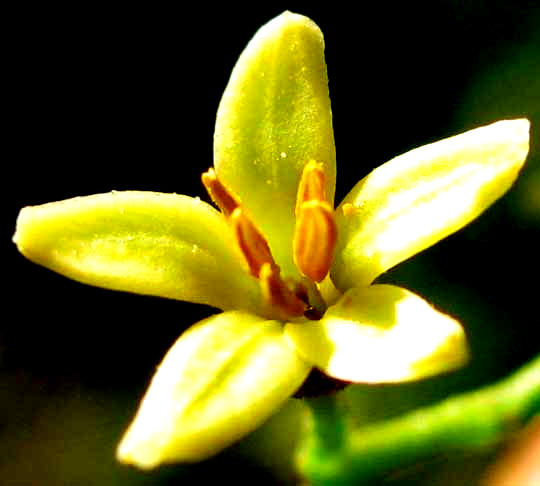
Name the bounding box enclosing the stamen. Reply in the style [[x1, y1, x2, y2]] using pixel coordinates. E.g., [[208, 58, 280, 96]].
[[201, 168, 239, 216], [293, 161, 337, 282], [295, 160, 326, 216], [231, 208, 275, 278], [294, 200, 337, 282], [260, 263, 307, 318], [201, 167, 320, 319]]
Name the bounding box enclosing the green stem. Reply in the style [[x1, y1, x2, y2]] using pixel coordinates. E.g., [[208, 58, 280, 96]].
[[299, 354, 540, 485], [296, 394, 346, 481], [309, 394, 345, 452]]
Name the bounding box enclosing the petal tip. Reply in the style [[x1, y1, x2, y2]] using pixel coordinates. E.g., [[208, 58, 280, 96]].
[[270, 10, 320, 33], [116, 430, 162, 470], [13, 205, 40, 258], [509, 117, 530, 131], [497, 117, 530, 146]]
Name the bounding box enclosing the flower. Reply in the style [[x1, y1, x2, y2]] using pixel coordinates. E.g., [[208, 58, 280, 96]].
[[13, 11, 530, 468]]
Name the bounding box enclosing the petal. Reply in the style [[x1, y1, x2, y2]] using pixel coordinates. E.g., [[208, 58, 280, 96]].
[[214, 11, 336, 276], [332, 119, 530, 290], [117, 311, 311, 466], [13, 191, 263, 313], [285, 285, 468, 383]]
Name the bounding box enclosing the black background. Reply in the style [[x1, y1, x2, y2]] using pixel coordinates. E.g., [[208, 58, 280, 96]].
[[3, 2, 540, 484]]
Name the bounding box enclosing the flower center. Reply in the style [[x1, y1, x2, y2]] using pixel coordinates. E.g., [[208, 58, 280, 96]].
[[202, 162, 336, 320]]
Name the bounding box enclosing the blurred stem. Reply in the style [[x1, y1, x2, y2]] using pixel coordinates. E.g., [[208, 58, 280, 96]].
[[309, 394, 345, 452], [297, 394, 346, 481], [298, 354, 540, 485]]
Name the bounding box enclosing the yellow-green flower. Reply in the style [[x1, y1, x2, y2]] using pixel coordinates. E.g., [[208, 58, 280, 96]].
[[13, 12, 530, 468]]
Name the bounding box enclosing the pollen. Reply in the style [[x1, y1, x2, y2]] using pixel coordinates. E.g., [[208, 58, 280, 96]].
[[341, 202, 357, 217], [293, 161, 337, 282]]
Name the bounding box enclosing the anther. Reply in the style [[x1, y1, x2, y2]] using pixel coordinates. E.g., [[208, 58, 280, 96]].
[[294, 201, 337, 282], [293, 161, 337, 282], [201, 168, 239, 216], [295, 160, 326, 216], [260, 263, 307, 318], [231, 208, 275, 278]]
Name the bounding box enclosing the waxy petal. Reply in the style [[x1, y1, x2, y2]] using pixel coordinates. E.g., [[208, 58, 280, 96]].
[[214, 11, 336, 277], [13, 191, 263, 313], [332, 119, 530, 290], [285, 285, 468, 383], [117, 311, 311, 466]]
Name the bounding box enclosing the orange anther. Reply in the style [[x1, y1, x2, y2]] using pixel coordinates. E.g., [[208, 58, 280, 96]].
[[293, 200, 337, 282], [260, 263, 307, 318], [293, 161, 337, 282], [295, 160, 327, 216], [231, 208, 275, 278], [201, 168, 239, 216]]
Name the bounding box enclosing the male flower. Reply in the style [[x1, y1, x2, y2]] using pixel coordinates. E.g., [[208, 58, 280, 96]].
[[14, 12, 530, 467]]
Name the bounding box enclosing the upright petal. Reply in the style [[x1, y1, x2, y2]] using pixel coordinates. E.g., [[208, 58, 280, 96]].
[[285, 285, 468, 383], [117, 311, 311, 466], [214, 11, 336, 276], [332, 119, 530, 290], [14, 191, 263, 313]]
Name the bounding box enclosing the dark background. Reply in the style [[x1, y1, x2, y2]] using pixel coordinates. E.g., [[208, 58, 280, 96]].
[[3, 2, 539, 484]]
